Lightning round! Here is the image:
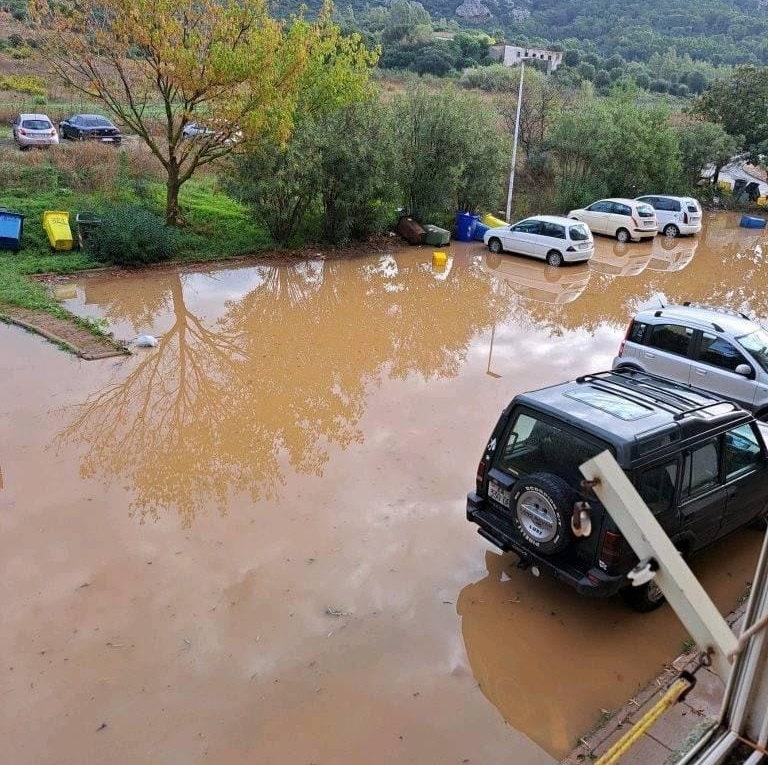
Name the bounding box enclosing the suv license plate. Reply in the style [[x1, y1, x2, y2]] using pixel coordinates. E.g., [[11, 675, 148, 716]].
[[488, 480, 511, 508]]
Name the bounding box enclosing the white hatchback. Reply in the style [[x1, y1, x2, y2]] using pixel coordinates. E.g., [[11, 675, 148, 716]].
[[635, 195, 703, 237], [482, 214, 594, 267], [568, 198, 657, 242]]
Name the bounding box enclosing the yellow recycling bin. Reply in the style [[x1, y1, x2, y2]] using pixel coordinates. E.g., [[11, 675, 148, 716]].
[[482, 213, 508, 228], [717, 180, 733, 192], [42, 211, 74, 251]]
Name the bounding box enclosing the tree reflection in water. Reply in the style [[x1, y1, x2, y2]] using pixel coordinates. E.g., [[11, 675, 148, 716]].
[[56, 254, 513, 525]]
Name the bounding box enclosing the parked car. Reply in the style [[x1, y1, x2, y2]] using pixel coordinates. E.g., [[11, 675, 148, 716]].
[[181, 122, 242, 145], [613, 303, 768, 417], [483, 215, 594, 267], [568, 198, 657, 242], [635, 195, 702, 238], [58, 114, 122, 144], [11, 113, 59, 150], [466, 368, 768, 611]]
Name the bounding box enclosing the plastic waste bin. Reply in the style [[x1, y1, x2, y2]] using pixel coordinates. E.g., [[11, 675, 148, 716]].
[[0, 208, 24, 251], [42, 211, 74, 251], [395, 216, 426, 245], [473, 222, 490, 242], [455, 212, 478, 242], [740, 215, 766, 229], [482, 213, 508, 228], [424, 224, 451, 246], [75, 211, 102, 250]]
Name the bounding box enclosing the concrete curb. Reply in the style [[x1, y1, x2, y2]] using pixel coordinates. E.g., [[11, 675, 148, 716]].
[[560, 601, 748, 764]]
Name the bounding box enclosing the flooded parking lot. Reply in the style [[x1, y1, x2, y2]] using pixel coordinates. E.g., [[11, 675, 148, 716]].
[[2, 212, 767, 764]]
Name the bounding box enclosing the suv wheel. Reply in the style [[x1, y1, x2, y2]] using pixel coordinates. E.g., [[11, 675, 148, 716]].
[[616, 228, 630, 243], [511, 473, 575, 555], [663, 223, 680, 238], [546, 250, 563, 267], [624, 580, 666, 612], [488, 238, 503, 254]]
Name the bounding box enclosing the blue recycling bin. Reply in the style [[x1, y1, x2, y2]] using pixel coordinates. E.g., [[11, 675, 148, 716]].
[[0, 208, 24, 252], [740, 215, 766, 229], [455, 211, 479, 242], [473, 222, 490, 242]]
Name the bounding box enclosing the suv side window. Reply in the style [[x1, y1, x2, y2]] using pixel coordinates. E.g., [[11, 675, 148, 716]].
[[682, 440, 720, 498], [612, 202, 631, 216], [697, 332, 747, 372], [636, 461, 678, 514], [589, 201, 612, 213], [724, 424, 763, 478], [627, 320, 648, 343], [513, 220, 542, 234], [648, 323, 694, 357], [540, 222, 565, 239]]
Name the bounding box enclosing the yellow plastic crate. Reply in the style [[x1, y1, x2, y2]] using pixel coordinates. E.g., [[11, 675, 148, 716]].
[[717, 180, 733, 191], [42, 210, 73, 251]]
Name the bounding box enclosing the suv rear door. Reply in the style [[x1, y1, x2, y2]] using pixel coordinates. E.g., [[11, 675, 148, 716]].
[[679, 438, 728, 550], [640, 321, 695, 382], [688, 331, 757, 410], [720, 422, 768, 535]]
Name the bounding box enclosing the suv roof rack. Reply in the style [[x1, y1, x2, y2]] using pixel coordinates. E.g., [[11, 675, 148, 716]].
[[680, 301, 751, 321], [575, 370, 743, 421]]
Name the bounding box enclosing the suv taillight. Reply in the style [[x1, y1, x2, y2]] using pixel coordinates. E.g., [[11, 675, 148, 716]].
[[600, 530, 625, 567], [683, 212, 689, 224], [476, 456, 487, 492], [631, 216, 639, 229], [617, 320, 633, 357]]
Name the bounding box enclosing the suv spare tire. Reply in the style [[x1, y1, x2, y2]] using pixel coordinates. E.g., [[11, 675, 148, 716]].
[[511, 473, 576, 554]]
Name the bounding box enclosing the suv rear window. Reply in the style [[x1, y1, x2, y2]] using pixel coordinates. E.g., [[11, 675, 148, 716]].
[[21, 119, 52, 130], [496, 411, 607, 485], [636, 203, 655, 217], [569, 224, 590, 241], [648, 323, 693, 356]]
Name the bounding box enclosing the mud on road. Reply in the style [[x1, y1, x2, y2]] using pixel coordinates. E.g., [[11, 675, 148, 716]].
[[1, 213, 766, 764]]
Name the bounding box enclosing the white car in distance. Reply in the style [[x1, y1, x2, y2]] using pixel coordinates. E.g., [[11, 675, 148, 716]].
[[482, 215, 594, 267]]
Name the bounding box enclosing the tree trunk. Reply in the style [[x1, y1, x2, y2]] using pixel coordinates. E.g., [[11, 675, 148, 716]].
[[166, 165, 182, 226]]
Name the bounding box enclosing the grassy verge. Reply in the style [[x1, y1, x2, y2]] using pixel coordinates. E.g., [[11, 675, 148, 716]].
[[0, 154, 273, 318]]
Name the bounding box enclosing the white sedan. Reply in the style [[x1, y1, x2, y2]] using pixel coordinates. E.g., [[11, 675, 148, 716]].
[[483, 214, 594, 267]]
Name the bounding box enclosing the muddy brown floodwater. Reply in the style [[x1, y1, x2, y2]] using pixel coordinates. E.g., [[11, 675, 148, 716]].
[[2, 213, 767, 765]]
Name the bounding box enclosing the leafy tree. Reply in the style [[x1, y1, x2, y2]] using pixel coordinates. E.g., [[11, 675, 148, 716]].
[[547, 86, 682, 207], [310, 102, 400, 244], [594, 69, 611, 88], [29, 0, 377, 225], [693, 66, 768, 161], [577, 63, 596, 81], [563, 49, 580, 67], [390, 85, 505, 221], [496, 69, 566, 160], [675, 119, 740, 186]]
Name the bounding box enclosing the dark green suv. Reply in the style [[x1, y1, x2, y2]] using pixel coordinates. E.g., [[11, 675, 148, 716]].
[[467, 369, 768, 611]]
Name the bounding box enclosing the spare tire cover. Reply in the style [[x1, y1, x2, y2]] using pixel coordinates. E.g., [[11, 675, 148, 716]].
[[511, 473, 576, 555]]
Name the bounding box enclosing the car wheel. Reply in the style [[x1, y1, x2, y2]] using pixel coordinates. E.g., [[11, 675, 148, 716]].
[[546, 250, 564, 267], [616, 228, 630, 243], [663, 224, 680, 238], [488, 238, 503, 254], [511, 473, 576, 555], [624, 579, 666, 612]]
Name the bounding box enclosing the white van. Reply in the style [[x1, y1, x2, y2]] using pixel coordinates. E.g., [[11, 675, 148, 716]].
[[635, 195, 702, 237]]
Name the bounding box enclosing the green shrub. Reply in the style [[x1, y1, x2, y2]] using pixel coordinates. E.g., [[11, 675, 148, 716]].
[[86, 205, 179, 266]]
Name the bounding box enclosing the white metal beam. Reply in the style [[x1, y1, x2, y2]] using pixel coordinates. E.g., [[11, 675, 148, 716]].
[[579, 450, 737, 681]]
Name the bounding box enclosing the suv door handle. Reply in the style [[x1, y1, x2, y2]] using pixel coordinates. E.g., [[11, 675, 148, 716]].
[[643, 352, 655, 359], [694, 369, 707, 376]]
